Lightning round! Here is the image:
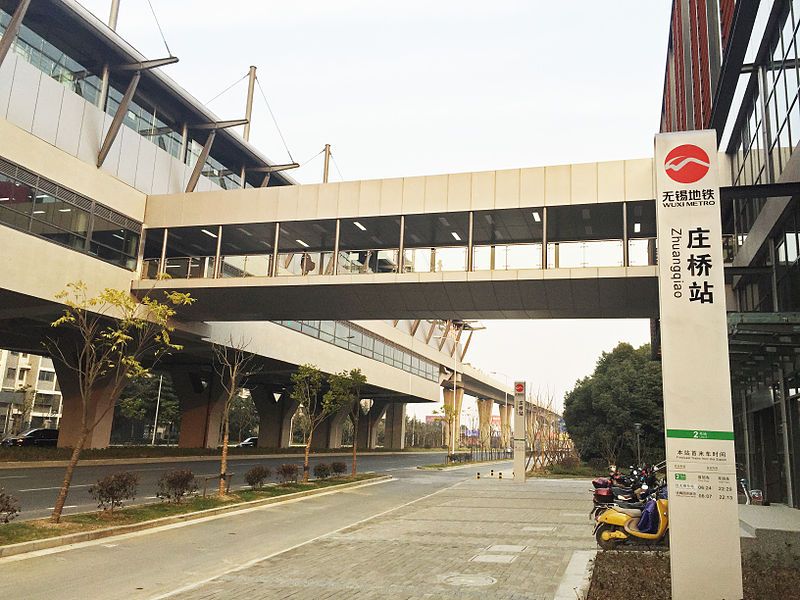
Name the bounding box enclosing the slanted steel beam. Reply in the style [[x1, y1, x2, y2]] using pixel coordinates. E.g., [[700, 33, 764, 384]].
[[0, 0, 31, 70], [438, 320, 452, 351], [112, 57, 179, 71], [425, 321, 437, 344], [248, 163, 300, 188], [96, 57, 179, 168], [97, 71, 141, 167], [185, 119, 248, 192], [460, 330, 474, 361], [410, 320, 421, 336]]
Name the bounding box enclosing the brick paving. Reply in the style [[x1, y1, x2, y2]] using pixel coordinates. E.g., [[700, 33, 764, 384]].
[[174, 471, 595, 600]]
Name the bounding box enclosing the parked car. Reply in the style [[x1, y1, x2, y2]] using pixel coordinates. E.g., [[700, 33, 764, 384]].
[[1, 428, 59, 447], [238, 437, 258, 448]]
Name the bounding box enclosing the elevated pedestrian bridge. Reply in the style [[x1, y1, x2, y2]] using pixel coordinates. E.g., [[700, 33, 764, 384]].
[[136, 158, 671, 320]]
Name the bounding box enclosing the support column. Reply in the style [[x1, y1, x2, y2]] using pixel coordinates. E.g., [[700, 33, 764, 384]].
[[477, 399, 493, 449], [356, 400, 387, 449], [52, 357, 120, 449], [310, 406, 350, 449], [251, 388, 297, 449], [171, 370, 225, 449], [384, 402, 406, 450], [499, 403, 511, 448], [442, 388, 455, 449]]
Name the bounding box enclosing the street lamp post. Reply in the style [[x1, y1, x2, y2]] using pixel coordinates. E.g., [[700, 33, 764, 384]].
[[633, 422, 642, 467], [151, 374, 163, 446]]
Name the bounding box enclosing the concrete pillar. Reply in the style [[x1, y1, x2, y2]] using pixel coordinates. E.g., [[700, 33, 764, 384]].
[[171, 370, 225, 449], [499, 403, 512, 448], [356, 399, 387, 449], [384, 402, 406, 450], [477, 398, 493, 449], [52, 358, 120, 449], [251, 388, 298, 449]]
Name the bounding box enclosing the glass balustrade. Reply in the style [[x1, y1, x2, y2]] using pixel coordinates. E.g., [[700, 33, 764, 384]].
[[140, 202, 662, 281]]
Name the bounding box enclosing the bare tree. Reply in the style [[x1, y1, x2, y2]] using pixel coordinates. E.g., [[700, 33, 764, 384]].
[[46, 282, 193, 523], [212, 337, 258, 496]]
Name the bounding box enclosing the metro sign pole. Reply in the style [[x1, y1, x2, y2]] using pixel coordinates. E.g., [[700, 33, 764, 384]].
[[654, 130, 743, 599], [513, 381, 526, 483]]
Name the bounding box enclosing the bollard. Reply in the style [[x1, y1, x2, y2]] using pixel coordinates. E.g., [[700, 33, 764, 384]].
[[490, 469, 494, 477], [477, 472, 480, 479], [498, 472, 503, 479]]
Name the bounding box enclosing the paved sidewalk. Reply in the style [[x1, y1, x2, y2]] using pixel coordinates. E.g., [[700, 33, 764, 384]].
[[171, 470, 596, 600]]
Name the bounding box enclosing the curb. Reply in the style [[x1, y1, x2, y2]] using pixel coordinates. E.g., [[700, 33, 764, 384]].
[[0, 451, 443, 470], [0, 475, 393, 559], [417, 458, 512, 471], [554, 549, 596, 600]]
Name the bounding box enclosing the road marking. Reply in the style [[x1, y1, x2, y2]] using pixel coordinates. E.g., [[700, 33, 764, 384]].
[[148, 477, 468, 600], [19, 484, 91, 492], [46, 505, 77, 510], [0, 475, 27, 479]]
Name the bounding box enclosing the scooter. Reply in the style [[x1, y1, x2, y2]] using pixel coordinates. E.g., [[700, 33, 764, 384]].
[[593, 494, 669, 550]]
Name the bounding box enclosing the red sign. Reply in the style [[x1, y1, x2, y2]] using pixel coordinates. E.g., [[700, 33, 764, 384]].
[[664, 144, 710, 184], [514, 382, 524, 394]]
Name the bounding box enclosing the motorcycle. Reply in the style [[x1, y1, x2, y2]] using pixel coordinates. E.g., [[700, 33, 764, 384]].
[[593, 487, 669, 550]]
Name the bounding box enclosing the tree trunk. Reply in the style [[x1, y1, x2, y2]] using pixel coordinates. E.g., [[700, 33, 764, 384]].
[[351, 414, 358, 476], [303, 430, 312, 483], [50, 430, 87, 523], [219, 416, 230, 495]]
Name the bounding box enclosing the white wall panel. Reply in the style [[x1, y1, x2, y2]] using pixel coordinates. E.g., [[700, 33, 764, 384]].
[[150, 147, 173, 195], [98, 114, 122, 178], [116, 125, 140, 186], [55, 91, 84, 156], [77, 101, 104, 165], [134, 135, 156, 194], [6, 58, 40, 132], [31, 73, 63, 145], [0, 54, 18, 120]]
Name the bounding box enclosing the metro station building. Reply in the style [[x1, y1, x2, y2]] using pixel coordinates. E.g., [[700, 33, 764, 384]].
[[0, 0, 798, 509], [663, 0, 800, 508]]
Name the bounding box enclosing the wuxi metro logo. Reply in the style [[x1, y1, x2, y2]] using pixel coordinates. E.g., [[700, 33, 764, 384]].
[[664, 144, 710, 184]]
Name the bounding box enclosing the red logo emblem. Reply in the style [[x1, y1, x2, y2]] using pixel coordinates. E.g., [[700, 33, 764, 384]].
[[664, 144, 710, 184], [514, 383, 524, 394]]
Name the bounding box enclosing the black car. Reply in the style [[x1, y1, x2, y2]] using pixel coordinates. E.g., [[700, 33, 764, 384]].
[[2, 428, 59, 447]]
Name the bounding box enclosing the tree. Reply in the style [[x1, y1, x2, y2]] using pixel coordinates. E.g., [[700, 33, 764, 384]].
[[46, 281, 193, 522], [290, 364, 341, 482], [212, 337, 258, 496], [324, 368, 367, 475], [228, 391, 258, 443], [117, 372, 179, 441], [562, 342, 664, 467]]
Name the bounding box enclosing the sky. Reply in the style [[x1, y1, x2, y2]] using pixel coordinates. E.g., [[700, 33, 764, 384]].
[[77, 1, 672, 415]]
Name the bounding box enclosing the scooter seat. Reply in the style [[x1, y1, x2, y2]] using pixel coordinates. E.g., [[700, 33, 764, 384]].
[[612, 486, 633, 495], [615, 507, 642, 518]]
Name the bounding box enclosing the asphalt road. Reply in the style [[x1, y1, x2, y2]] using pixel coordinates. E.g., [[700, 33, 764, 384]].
[[0, 451, 448, 520], [0, 463, 510, 600]]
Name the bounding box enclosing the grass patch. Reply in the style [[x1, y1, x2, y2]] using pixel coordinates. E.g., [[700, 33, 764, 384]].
[[0, 474, 379, 548], [418, 458, 512, 470], [527, 463, 604, 478], [0, 446, 440, 463]]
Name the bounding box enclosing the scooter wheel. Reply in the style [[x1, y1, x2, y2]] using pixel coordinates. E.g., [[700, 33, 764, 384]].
[[595, 524, 622, 551]]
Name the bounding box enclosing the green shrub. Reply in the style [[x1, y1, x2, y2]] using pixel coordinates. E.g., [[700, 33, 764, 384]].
[[88, 471, 139, 512], [0, 487, 20, 523], [244, 465, 271, 489], [276, 463, 299, 484], [157, 469, 197, 503], [313, 463, 331, 479], [330, 461, 347, 476]]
